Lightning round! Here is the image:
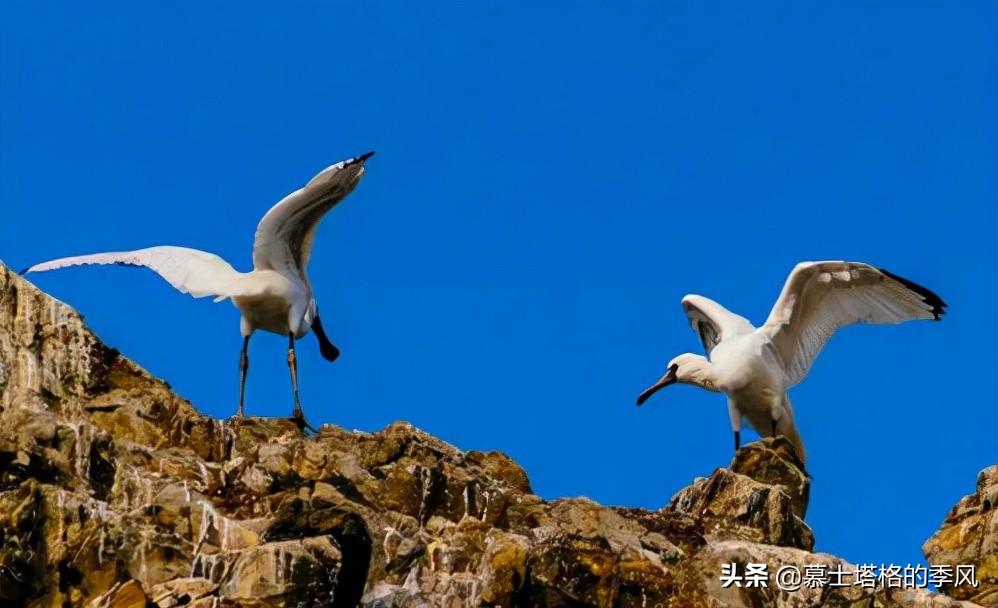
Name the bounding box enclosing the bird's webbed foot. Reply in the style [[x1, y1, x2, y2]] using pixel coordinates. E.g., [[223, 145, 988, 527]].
[[290, 405, 317, 435]]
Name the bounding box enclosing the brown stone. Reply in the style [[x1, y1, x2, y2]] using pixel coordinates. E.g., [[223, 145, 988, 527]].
[[924, 465, 998, 606], [88, 580, 147, 608], [0, 259, 989, 607]]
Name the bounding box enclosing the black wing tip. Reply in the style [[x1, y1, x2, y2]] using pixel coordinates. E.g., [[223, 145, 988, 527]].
[[17, 266, 30, 276], [878, 267, 948, 320]]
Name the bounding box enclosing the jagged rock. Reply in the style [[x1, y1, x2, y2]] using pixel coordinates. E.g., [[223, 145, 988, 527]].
[[667, 438, 814, 552], [730, 437, 810, 519], [88, 580, 147, 608], [0, 481, 44, 604], [0, 260, 990, 607], [924, 466, 998, 606], [150, 577, 219, 607]]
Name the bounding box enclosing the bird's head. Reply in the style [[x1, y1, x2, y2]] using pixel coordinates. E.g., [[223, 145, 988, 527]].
[[636, 353, 711, 406], [339, 151, 375, 183], [305, 151, 375, 191], [346, 150, 375, 170]]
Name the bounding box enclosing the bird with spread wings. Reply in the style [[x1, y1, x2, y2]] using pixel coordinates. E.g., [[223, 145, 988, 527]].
[[23, 151, 375, 430], [637, 261, 946, 463]]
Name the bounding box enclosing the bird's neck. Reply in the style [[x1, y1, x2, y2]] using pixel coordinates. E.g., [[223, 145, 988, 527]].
[[680, 358, 722, 392]]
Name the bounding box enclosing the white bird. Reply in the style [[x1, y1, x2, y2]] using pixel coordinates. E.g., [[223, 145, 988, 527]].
[[636, 261, 946, 463], [22, 151, 375, 430]]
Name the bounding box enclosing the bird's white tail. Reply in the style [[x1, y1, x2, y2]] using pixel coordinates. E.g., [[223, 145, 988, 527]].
[[778, 396, 807, 465], [784, 421, 806, 464]]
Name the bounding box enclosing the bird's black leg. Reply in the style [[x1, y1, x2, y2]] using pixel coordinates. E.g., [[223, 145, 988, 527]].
[[771, 418, 778, 438], [287, 333, 315, 433], [733, 430, 741, 452], [236, 335, 250, 417]]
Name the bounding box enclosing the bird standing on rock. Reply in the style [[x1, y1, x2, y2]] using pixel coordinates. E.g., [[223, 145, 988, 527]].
[[636, 261, 946, 463], [22, 151, 375, 431]]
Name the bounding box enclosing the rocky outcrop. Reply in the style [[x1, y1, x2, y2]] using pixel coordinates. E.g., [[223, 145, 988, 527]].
[[0, 262, 989, 607], [924, 466, 998, 606]]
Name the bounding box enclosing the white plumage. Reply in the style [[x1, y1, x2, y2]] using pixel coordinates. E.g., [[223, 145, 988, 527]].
[[26, 246, 243, 301], [637, 261, 946, 463], [23, 151, 375, 428]]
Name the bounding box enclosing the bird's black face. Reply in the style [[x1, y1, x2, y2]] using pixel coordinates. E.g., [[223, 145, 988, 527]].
[[636, 363, 679, 406]]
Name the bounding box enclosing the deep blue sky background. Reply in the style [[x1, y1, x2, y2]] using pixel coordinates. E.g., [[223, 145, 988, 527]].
[[2, 4, 995, 570]]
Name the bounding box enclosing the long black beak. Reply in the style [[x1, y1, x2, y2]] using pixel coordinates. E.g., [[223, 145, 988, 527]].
[[636, 364, 678, 406], [312, 314, 340, 362]]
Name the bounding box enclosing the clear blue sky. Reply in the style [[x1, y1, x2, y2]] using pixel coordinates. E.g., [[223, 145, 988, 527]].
[[2, 3, 994, 571]]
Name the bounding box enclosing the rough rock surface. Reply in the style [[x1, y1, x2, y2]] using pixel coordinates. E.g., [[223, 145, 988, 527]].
[[0, 262, 990, 607], [924, 466, 998, 606]]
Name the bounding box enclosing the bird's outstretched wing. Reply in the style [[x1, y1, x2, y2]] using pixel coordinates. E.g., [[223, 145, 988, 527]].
[[22, 246, 245, 302], [252, 152, 373, 280], [761, 261, 946, 387], [682, 294, 755, 356]]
